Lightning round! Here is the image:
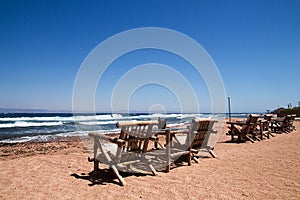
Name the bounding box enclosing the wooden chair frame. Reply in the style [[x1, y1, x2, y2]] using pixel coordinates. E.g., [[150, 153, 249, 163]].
[[164, 118, 218, 172], [226, 114, 260, 143], [88, 120, 162, 186], [263, 114, 275, 138], [271, 115, 291, 133], [289, 114, 296, 132], [258, 119, 272, 140]]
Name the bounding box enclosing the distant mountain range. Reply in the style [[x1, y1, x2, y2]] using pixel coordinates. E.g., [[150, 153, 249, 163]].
[[0, 108, 147, 113], [0, 108, 71, 113]]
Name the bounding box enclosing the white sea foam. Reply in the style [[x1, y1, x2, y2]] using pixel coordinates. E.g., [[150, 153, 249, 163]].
[[77, 120, 118, 126], [69, 114, 126, 122], [0, 116, 65, 122], [0, 129, 121, 143], [0, 121, 63, 128], [0, 114, 122, 122], [136, 113, 182, 119], [0, 113, 180, 124], [0, 113, 232, 143], [111, 113, 123, 118], [176, 113, 201, 119]]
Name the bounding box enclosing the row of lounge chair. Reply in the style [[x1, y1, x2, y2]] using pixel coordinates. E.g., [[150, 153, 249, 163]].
[[87, 114, 297, 185], [226, 114, 297, 143], [88, 118, 218, 186]]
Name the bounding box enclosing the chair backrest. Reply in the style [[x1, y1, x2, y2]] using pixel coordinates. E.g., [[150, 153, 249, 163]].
[[264, 114, 273, 121], [290, 114, 296, 130], [158, 117, 167, 129], [116, 120, 159, 153], [290, 114, 296, 124], [260, 119, 270, 132], [188, 118, 216, 149], [281, 115, 290, 128], [241, 114, 260, 133]]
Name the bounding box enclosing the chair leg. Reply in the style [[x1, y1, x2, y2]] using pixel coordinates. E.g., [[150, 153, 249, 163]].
[[88, 157, 99, 174], [208, 149, 217, 158], [148, 164, 158, 176], [165, 130, 171, 172], [165, 164, 170, 172], [245, 135, 255, 143], [94, 160, 99, 171], [193, 156, 200, 163], [187, 152, 192, 166], [111, 165, 126, 186]]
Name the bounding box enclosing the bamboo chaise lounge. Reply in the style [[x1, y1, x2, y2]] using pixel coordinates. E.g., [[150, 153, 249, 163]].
[[187, 118, 218, 161], [163, 118, 218, 172], [263, 114, 275, 138], [88, 119, 165, 186], [289, 114, 296, 132], [264, 114, 274, 121], [258, 119, 272, 140], [270, 115, 292, 133], [226, 114, 260, 143]]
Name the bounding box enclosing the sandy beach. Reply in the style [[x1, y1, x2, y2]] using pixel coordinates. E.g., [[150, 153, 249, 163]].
[[0, 120, 299, 200]]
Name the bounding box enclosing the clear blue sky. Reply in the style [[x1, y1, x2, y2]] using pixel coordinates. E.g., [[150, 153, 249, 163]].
[[1, 0, 299, 113]]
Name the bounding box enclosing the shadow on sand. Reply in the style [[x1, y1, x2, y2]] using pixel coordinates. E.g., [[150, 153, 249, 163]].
[[71, 154, 214, 186], [71, 168, 148, 186]]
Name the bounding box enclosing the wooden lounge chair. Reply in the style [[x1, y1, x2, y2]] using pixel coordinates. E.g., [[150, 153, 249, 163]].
[[264, 114, 274, 122], [262, 114, 275, 138], [270, 115, 291, 133], [226, 114, 260, 143], [258, 119, 271, 139], [88, 120, 163, 186], [164, 118, 218, 172], [289, 114, 296, 132], [187, 118, 218, 162]]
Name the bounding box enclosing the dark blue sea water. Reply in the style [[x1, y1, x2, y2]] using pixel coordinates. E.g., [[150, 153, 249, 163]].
[[0, 112, 251, 143]]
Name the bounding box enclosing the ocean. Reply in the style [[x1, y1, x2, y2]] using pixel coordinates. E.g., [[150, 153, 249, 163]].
[[0, 112, 251, 143]]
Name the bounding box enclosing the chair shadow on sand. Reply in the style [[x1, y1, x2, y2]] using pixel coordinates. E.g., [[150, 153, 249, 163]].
[[71, 153, 213, 186], [70, 168, 148, 186], [220, 139, 248, 144]]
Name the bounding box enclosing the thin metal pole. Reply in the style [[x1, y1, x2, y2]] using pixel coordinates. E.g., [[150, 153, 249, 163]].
[[228, 97, 231, 122]]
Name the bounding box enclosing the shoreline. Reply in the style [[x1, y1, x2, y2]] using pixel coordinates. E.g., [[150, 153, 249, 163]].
[[0, 136, 87, 160], [0, 117, 289, 160], [0, 113, 248, 144]]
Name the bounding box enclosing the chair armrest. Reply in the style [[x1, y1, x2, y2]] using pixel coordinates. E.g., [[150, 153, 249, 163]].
[[89, 132, 125, 146], [226, 121, 247, 126], [271, 118, 284, 122], [153, 128, 190, 135]]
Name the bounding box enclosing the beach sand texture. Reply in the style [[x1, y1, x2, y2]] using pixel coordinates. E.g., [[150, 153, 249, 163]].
[[0, 121, 299, 199]]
